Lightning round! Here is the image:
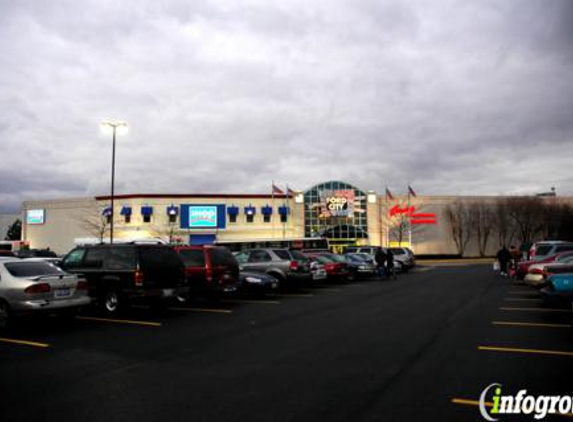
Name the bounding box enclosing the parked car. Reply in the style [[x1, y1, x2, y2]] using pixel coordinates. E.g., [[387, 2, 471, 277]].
[[524, 253, 573, 287], [306, 253, 350, 281], [0, 250, 16, 257], [174, 245, 239, 296], [16, 249, 58, 259], [234, 249, 312, 287], [344, 253, 377, 278], [387, 247, 416, 271], [21, 256, 63, 267], [309, 259, 328, 282], [540, 273, 573, 306], [515, 251, 573, 280], [0, 258, 91, 329], [529, 241, 573, 261], [60, 244, 188, 315], [237, 271, 279, 294]]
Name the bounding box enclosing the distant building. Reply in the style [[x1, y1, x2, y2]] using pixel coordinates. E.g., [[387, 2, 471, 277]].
[[21, 180, 573, 256]]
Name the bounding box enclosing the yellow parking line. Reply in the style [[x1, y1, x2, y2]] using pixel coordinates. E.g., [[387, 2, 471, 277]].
[[223, 299, 281, 305], [478, 345, 573, 357], [451, 397, 493, 408], [492, 321, 572, 328], [499, 307, 569, 313], [76, 316, 162, 327], [0, 337, 50, 348], [169, 307, 233, 314]]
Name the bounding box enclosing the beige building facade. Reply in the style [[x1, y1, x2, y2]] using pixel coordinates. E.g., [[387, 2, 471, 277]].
[[21, 180, 572, 256]]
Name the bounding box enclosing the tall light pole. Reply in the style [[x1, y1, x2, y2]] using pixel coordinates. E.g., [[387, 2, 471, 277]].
[[100, 120, 128, 244]]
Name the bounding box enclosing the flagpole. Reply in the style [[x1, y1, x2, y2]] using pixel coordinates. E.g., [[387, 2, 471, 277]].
[[284, 184, 288, 239], [272, 180, 276, 239], [407, 184, 412, 248]]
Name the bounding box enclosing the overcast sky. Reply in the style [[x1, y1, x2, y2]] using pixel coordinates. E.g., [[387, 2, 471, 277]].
[[1, 0, 572, 212]]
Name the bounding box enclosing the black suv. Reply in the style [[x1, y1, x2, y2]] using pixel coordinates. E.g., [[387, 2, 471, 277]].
[[60, 244, 187, 315]]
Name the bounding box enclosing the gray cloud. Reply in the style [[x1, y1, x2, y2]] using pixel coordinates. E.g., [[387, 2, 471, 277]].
[[1, 0, 572, 212]]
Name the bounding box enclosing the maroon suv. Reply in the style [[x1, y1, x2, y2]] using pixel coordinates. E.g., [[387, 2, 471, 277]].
[[174, 245, 239, 295]]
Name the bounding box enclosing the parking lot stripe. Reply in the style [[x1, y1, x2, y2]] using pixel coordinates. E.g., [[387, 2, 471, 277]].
[[0, 337, 50, 348], [169, 307, 233, 314], [492, 321, 572, 328], [478, 346, 573, 357], [451, 398, 493, 408], [499, 307, 569, 313], [75, 316, 162, 327]]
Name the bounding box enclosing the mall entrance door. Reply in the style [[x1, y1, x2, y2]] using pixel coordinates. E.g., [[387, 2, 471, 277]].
[[322, 224, 368, 254]]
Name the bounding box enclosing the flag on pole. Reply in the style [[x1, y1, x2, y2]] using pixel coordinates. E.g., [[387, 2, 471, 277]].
[[385, 188, 394, 200], [287, 186, 296, 196], [272, 183, 284, 195], [408, 185, 417, 198]]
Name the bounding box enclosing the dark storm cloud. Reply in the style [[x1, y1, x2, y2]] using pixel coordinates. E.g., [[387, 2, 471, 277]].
[[1, 0, 573, 211]]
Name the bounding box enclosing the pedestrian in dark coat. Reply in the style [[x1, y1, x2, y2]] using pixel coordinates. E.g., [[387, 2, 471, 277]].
[[386, 249, 397, 280], [375, 248, 387, 278], [496, 246, 512, 277]]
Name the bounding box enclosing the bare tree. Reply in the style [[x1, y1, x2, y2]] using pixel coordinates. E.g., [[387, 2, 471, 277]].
[[470, 202, 495, 257], [150, 219, 185, 244], [445, 201, 474, 256], [504, 197, 545, 244], [75, 204, 110, 242], [382, 196, 430, 246]]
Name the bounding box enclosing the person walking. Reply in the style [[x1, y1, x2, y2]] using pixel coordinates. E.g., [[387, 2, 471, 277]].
[[496, 246, 512, 277], [375, 248, 387, 279], [386, 249, 397, 280]]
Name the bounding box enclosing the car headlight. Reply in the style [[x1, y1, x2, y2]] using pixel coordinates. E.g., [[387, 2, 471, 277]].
[[245, 276, 263, 283], [359, 266, 367, 270]]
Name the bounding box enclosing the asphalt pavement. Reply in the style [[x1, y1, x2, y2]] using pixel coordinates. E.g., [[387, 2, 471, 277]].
[[1, 265, 572, 422]]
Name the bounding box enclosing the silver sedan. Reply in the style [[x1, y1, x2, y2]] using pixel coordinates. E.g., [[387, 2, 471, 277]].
[[0, 258, 91, 329]]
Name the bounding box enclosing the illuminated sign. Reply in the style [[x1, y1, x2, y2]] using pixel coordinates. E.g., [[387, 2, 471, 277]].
[[388, 205, 437, 225], [319, 190, 356, 218], [26, 209, 45, 225], [180, 204, 226, 229]]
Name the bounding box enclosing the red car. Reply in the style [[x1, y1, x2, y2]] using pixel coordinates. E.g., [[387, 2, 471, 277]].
[[174, 245, 239, 295], [515, 251, 573, 280], [306, 253, 350, 280]]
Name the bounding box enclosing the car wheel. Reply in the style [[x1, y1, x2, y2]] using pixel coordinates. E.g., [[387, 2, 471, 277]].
[[0, 300, 11, 331], [102, 289, 121, 315]]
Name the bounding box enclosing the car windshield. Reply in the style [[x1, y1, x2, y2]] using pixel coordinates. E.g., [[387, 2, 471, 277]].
[[535, 245, 553, 256], [325, 254, 346, 263], [348, 254, 367, 262], [389, 248, 404, 254], [290, 250, 309, 262], [314, 255, 334, 264], [4, 261, 65, 278]]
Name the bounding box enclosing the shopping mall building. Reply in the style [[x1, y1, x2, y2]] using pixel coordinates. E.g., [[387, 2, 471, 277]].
[[20, 180, 568, 256]]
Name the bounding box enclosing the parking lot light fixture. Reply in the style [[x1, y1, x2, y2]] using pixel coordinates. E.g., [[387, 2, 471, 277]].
[[100, 120, 128, 244]]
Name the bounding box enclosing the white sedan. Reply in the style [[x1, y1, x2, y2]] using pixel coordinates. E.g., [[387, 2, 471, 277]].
[[0, 258, 91, 329]]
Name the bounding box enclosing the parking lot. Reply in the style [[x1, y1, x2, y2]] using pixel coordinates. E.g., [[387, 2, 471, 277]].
[[1, 264, 572, 422]]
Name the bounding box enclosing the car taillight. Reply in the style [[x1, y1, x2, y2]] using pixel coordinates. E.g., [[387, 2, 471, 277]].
[[289, 260, 300, 271], [530, 268, 543, 275], [134, 270, 145, 287], [76, 280, 88, 290], [25, 283, 51, 295]]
